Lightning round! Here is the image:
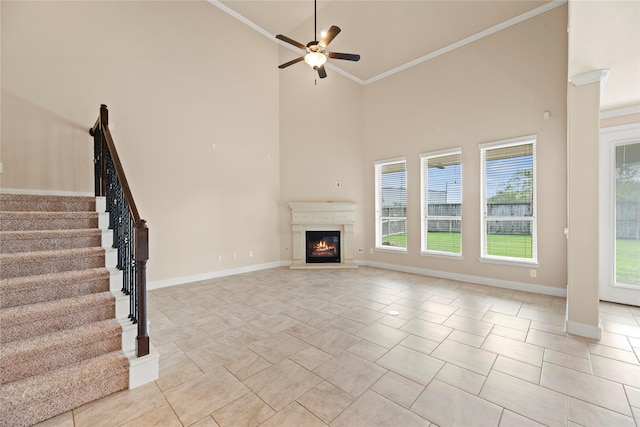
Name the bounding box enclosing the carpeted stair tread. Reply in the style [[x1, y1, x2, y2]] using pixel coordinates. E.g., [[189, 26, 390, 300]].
[[0, 211, 98, 231], [0, 246, 105, 263], [0, 268, 110, 309], [0, 228, 103, 253], [1, 292, 115, 344], [0, 193, 95, 212], [0, 247, 106, 280], [0, 351, 129, 427], [0, 319, 122, 384], [0, 291, 114, 327], [0, 193, 132, 425]]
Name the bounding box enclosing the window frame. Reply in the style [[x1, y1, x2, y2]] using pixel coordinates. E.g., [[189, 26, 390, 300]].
[[479, 135, 538, 267], [420, 148, 463, 258], [374, 157, 408, 253]]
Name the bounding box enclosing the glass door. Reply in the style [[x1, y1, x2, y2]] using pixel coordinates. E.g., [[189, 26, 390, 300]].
[[600, 123, 640, 306]]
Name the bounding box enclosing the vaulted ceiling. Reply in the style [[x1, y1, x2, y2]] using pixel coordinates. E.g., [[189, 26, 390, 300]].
[[212, 0, 639, 112]]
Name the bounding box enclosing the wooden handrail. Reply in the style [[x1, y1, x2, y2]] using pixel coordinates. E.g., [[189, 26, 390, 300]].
[[90, 105, 141, 222], [90, 104, 149, 358]]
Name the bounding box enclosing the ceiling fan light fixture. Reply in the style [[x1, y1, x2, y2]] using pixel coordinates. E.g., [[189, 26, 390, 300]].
[[276, 0, 359, 79], [304, 51, 327, 68]]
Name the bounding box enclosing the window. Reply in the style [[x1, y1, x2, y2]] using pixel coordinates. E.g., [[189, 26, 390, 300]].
[[375, 158, 407, 251], [480, 136, 537, 264], [420, 148, 462, 256]]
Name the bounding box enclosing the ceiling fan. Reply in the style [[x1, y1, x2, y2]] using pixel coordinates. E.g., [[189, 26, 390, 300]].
[[276, 0, 360, 79]]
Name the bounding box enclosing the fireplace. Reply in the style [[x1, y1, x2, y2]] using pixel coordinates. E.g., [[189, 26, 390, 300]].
[[306, 231, 340, 263], [289, 202, 358, 269]]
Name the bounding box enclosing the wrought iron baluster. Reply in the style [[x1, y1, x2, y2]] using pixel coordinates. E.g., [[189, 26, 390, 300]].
[[106, 150, 116, 232], [132, 256, 139, 324], [93, 130, 102, 196], [116, 188, 125, 271], [130, 218, 138, 324], [123, 205, 134, 321], [90, 104, 149, 357]]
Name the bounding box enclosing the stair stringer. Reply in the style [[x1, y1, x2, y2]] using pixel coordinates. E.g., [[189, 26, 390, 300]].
[[98, 197, 159, 390]]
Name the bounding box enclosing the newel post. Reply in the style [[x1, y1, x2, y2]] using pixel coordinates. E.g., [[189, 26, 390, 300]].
[[135, 220, 150, 357]]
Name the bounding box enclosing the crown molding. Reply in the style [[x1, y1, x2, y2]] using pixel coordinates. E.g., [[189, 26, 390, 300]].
[[569, 69, 611, 87], [208, 0, 567, 86], [364, 0, 567, 85], [601, 104, 640, 119]]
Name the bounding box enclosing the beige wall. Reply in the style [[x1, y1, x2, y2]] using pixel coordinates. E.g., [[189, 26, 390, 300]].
[[3, 1, 571, 292], [278, 64, 365, 261], [602, 112, 640, 129], [1, 93, 92, 193], [1, 1, 281, 283], [362, 6, 569, 291]]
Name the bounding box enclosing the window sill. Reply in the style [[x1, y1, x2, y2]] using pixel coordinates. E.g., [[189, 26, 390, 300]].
[[479, 256, 539, 269], [376, 247, 408, 254], [421, 251, 463, 260]]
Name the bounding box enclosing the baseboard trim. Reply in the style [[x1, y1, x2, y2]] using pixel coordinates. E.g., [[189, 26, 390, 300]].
[[0, 188, 93, 196], [149, 259, 567, 297], [127, 346, 160, 389], [148, 261, 284, 290], [362, 260, 567, 297], [565, 319, 602, 340]]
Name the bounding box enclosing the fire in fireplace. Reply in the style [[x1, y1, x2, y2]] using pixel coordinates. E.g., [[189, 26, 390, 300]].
[[306, 231, 340, 263]]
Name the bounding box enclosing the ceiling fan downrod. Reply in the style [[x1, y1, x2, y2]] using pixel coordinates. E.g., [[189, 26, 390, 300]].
[[275, 0, 361, 80]]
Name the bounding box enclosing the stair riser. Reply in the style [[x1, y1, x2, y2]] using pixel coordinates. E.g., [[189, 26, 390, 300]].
[[1, 253, 105, 280], [1, 303, 115, 344], [9, 373, 128, 427], [0, 216, 98, 231], [1, 277, 110, 309], [0, 234, 102, 254], [0, 193, 138, 426], [1, 335, 121, 384], [1, 365, 128, 427], [0, 195, 95, 212]]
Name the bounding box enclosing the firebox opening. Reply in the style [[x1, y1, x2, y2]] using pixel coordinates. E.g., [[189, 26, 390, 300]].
[[306, 231, 341, 263]]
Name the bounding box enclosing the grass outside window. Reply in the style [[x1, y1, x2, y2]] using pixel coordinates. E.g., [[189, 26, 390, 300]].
[[380, 235, 639, 286], [486, 234, 532, 259], [426, 232, 461, 254], [382, 233, 407, 248], [617, 239, 640, 286], [382, 232, 534, 258]]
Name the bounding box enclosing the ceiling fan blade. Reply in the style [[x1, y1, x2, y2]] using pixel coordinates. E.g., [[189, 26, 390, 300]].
[[319, 25, 341, 47], [278, 57, 305, 69], [328, 52, 361, 62], [276, 34, 306, 50], [317, 65, 327, 79]]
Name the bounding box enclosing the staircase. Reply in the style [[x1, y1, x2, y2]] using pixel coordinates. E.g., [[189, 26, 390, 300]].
[[0, 193, 130, 427]]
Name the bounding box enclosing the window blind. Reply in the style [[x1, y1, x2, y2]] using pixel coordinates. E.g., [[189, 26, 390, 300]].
[[375, 159, 407, 250], [421, 149, 462, 255], [481, 137, 537, 262]]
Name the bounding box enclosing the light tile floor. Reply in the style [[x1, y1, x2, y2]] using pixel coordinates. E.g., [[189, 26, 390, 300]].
[[37, 267, 640, 426]]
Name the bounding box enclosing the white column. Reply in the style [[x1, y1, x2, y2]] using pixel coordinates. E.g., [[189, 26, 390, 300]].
[[565, 69, 609, 339]]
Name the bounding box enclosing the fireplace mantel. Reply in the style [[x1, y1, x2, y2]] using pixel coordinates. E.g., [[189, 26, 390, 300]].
[[289, 202, 357, 269]]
